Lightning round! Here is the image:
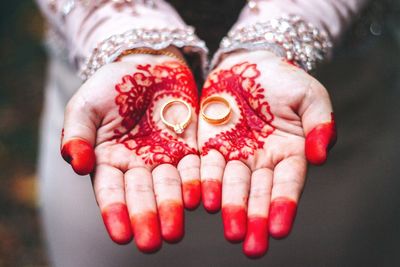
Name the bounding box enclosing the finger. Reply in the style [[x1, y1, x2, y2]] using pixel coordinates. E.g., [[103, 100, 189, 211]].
[[300, 79, 337, 165], [152, 164, 184, 243], [177, 154, 201, 210], [200, 149, 226, 213], [92, 164, 132, 245], [222, 160, 251, 243], [243, 168, 273, 258], [61, 95, 99, 175], [125, 167, 162, 253], [269, 155, 306, 239]]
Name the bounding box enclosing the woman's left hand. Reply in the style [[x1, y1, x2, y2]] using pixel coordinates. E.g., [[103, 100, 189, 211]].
[[198, 50, 337, 258]]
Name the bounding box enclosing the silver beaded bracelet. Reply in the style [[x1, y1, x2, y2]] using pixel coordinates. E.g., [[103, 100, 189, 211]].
[[79, 26, 208, 80], [211, 15, 332, 72]]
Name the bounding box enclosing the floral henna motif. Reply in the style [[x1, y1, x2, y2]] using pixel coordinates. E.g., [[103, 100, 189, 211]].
[[113, 61, 198, 166], [201, 62, 275, 161]]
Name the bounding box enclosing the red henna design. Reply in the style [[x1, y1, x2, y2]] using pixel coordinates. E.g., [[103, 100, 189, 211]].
[[61, 139, 95, 175], [305, 113, 337, 165], [200, 62, 275, 161], [101, 203, 133, 245], [202, 180, 222, 213], [113, 61, 198, 166], [269, 197, 298, 239], [222, 205, 247, 243], [182, 180, 201, 210], [283, 58, 301, 69], [158, 201, 184, 243], [243, 216, 269, 258], [131, 211, 162, 253]]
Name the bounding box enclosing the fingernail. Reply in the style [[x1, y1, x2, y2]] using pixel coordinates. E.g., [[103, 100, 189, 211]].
[[182, 180, 201, 210], [305, 113, 337, 165], [222, 205, 247, 243], [101, 203, 133, 245], [61, 139, 95, 175], [158, 201, 184, 243], [131, 212, 162, 253], [202, 180, 222, 213], [269, 197, 297, 239], [243, 216, 269, 258]]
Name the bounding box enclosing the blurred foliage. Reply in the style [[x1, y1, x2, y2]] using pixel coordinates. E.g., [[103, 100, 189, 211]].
[[0, 0, 47, 266]]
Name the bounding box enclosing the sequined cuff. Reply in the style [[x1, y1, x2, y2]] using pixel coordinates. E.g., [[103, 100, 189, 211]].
[[79, 27, 208, 80], [211, 15, 332, 72]]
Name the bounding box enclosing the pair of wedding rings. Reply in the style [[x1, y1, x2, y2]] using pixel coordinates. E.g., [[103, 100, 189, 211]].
[[160, 96, 232, 135]]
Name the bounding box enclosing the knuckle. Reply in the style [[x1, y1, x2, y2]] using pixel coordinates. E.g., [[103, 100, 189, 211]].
[[201, 161, 225, 169], [125, 170, 153, 194], [96, 184, 124, 201], [224, 176, 249, 187], [153, 176, 181, 187], [178, 164, 200, 172], [273, 179, 303, 191], [249, 186, 270, 200], [126, 183, 153, 194]]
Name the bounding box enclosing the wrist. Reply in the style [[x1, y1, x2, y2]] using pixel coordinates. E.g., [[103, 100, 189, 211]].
[[217, 50, 277, 69], [118, 46, 186, 66]]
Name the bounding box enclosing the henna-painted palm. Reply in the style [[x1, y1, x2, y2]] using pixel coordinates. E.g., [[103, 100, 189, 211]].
[[198, 51, 336, 258], [61, 56, 201, 253]]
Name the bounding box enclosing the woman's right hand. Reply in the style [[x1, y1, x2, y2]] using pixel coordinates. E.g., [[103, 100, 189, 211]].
[[61, 55, 201, 253]]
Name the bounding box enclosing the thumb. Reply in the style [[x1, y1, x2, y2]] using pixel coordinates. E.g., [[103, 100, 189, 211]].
[[301, 79, 337, 165], [61, 94, 99, 175]]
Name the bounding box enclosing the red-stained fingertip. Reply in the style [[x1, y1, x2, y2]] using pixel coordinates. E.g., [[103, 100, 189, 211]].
[[131, 212, 162, 253], [61, 138, 95, 175], [222, 205, 247, 243], [182, 180, 201, 210], [269, 197, 297, 239], [101, 203, 133, 245], [243, 217, 269, 258], [305, 113, 337, 165], [158, 201, 184, 243], [202, 180, 222, 213]]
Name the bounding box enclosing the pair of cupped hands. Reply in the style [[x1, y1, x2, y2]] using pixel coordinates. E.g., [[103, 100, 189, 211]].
[[61, 48, 336, 258]]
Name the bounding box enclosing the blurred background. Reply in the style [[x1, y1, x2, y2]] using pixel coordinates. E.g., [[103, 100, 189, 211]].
[[0, 0, 399, 266], [0, 1, 46, 266]]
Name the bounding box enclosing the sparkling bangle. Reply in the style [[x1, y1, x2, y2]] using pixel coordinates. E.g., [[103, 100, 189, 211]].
[[79, 27, 208, 80], [212, 15, 332, 72]]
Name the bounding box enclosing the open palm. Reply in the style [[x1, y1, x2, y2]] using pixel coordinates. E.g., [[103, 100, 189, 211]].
[[61, 56, 201, 253], [198, 51, 336, 258]]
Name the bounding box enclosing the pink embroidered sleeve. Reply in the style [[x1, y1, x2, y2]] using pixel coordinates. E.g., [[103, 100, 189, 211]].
[[35, 0, 207, 76], [236, 0, 370, 44]]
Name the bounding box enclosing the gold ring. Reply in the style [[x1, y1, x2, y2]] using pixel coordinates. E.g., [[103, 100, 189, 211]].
[[160, 99, 192, 134], [200, 95, 232, 125]]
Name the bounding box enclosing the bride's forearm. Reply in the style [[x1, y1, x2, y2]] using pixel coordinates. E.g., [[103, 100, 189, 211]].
[[235, 0, 369, 44], [35, 0, 207, 80], [212, 0, 369, 72]]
